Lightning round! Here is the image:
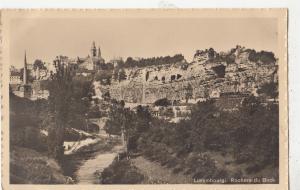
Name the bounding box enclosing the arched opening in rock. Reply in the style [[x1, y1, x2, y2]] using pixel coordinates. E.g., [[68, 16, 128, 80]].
[[171, 75, 176, 81]]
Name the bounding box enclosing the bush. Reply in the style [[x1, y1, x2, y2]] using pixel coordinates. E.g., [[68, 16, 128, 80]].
[[212, 65, 226, 78], [249, 50, 276, 64], [100, 159, 144, 184], [154, 98, 171, 107], [10, 146, 67, 184], [64, 128, 91, 141], [10, 125, 48, 152], [135, 97, 279, 181]]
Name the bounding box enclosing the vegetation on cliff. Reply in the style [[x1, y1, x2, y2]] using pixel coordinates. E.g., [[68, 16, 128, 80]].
[[248, 50, 277, 64], [115, 54, 185, 68]]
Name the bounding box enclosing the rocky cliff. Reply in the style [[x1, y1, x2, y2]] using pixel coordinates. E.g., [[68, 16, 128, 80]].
[[109, 46, 278, 104]]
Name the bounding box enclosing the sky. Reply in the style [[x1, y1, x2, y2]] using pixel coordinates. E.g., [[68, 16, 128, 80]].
[[10, 17, 278, 68]]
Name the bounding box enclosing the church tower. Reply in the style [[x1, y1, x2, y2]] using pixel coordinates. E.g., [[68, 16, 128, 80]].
[[91, 41, 97, 57], [23, 51, 27, 85]]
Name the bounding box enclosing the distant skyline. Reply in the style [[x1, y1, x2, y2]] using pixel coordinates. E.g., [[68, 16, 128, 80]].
[[10, 17, 278, 68]]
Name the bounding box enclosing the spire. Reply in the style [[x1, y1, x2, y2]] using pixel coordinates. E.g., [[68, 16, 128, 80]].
[[23, 51, 27, 85], [91, 41, 97, 57], [98, 46, 101, 58]]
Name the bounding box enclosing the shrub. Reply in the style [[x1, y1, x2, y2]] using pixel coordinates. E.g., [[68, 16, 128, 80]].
[[100, 159, 144, 184], [212, 65, 226, 78], [154, 98, 171, 107]]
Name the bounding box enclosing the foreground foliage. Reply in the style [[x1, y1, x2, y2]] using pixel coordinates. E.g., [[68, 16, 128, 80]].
[[105, 96, 279, 183], [100, 159, 144, 184], [10, 146, 67, 184]]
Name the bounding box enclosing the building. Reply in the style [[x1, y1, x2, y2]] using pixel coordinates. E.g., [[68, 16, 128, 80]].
[[77, 41, 105, 71], [10, 71, 22, 84], [54, 42, 106, 73], [10, 52, 49, 100]]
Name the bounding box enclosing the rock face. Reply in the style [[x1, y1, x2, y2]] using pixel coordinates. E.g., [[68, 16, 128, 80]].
[[109, 46, 278, 104]]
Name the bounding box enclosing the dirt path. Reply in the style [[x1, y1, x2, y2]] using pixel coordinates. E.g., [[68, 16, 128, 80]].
[[61, 134, 122, 183], [76, 153, 117, 184], [75, 145, 123, 184], [131, 156, 193, 184]]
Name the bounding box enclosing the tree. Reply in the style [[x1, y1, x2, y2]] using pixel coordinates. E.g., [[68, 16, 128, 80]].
[[248, 50, 276, 65], [104, 101, 125, 136], [33, 59, 46, 70], [122, 54, 185, 68], [208, 48, 215, 60], [47, 59, 75, 160], [257, 82, 278, 99], [124, 105, 152, 152], [212, 65, 226, 78], [154, 98, 171, 107], [185, 83, 193, 103], [118, 69, 127, 82], [241, 95, 261, 115]]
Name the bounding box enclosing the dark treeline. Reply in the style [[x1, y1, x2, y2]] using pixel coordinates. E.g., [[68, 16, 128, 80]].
[[198, 47, 277, 65], [111, 54, 185, 82], [117, 54, 185, 68], [248, 50, 277, 64], [104, 96, 279, 182]]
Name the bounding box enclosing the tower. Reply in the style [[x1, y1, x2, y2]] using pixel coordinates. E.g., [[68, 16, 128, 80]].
[[91, 41, 97, 57], [23, 51, 27, 85], [22, 51, 32, 99], [98, 47, 101, 58]]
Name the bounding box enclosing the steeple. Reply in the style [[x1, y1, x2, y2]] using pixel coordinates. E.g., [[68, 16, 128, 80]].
[[91, 41, 97, 57], [23, 51, 27, 85], [98, 46, 101, 58]]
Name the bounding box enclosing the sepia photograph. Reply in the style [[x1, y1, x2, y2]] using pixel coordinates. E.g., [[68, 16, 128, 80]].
[[0, 9, 288, 189]]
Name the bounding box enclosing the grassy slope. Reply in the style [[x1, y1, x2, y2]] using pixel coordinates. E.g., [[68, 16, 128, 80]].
[[10, 146, 67, 184]]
